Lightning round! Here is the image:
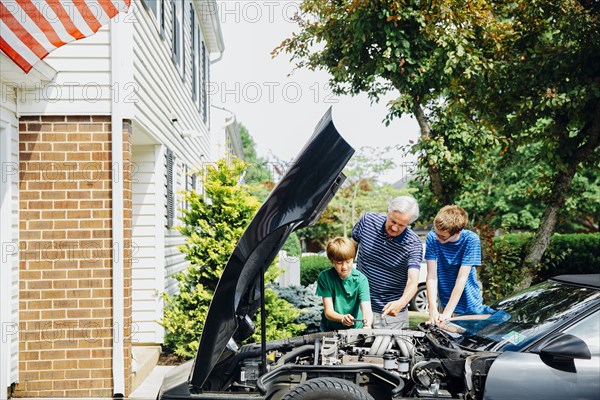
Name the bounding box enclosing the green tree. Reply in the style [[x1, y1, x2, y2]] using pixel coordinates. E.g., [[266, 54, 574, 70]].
[[451, 0, 600, 269], [238, 122, 272, 186], [335, 147, 414, 236], [274, 0, 497, 204], [277, 0, 600, 270], [297, 147, 411, 249], [162, 159, 304, 358]]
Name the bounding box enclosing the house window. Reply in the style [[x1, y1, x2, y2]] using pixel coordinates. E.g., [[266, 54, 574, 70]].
[[141, 0, 157, 18], [190, 4, 197, 102], [142, 0, 165, 37], [172, 0, 182, 67], [166, 148, 174, 229]]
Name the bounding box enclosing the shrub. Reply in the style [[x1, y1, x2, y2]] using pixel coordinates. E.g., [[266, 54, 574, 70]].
[[300, 255, 331, 286], [282, 232, 302, 257], [536, 233, 600, 282], [249, 288, 306, 343], [480, 234, 531, 303], [162, 159, 304, 358], [480, 233, 600, 303], [272, 283, 322, 334]]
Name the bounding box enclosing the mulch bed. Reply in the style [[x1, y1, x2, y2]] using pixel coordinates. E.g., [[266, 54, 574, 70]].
[[158, 352, 186, 366]]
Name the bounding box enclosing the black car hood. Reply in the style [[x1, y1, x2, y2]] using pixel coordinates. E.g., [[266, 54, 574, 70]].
[[189, 108, 355, 389]]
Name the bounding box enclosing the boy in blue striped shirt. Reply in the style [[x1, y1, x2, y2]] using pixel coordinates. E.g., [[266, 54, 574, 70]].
[[425, 205, 491, 326]]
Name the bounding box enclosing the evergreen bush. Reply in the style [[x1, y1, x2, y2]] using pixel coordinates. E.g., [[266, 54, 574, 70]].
[[272, 283, 322, 334], [161, 159, 304, 358]]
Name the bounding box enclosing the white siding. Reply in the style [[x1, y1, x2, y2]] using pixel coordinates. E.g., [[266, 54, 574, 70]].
[[131, 145, 165, 343], [132, 2, 214, 305], [15, 30, 113, 115], [133, 0, 212, 167], [0, 89, 20, 397]]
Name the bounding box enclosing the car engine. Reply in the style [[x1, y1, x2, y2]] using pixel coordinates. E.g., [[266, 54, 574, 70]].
[[201, 324, 499, 400]]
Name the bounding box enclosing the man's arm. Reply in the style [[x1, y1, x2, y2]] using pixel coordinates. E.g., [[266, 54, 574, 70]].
[[322, 297, 354, 326], [382, 267, 419, 316], [426, 259, 439, 323], [438, 265, 472, 322]]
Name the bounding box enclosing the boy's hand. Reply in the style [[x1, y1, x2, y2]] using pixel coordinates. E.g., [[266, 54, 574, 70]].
[[437, 312, 452, 324], [428, 309, 439, 325], [340, 314, 355, 326]]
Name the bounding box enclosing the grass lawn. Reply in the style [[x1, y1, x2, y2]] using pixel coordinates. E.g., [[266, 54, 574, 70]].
[[408, 311, 429, 329]]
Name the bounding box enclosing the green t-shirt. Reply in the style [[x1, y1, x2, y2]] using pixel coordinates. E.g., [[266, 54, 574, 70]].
[[316, 267, 371, 331]]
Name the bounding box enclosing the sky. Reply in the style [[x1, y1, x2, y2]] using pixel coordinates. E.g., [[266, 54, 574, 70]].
[[210, 0, 421, 184]]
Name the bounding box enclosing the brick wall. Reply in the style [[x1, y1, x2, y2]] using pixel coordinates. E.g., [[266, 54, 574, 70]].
[[17, 115, 133, 397]]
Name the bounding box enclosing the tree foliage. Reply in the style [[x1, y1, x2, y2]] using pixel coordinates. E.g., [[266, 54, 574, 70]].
[[162, 159, 304, 358], [277, 0, 600, 267], [296, 146, 410, 250], [238, 122, 272, 186]]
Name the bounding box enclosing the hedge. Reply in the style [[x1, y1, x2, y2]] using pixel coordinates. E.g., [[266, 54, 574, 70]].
[[480, 233, 600, 303], [300, 255, 331, 286]]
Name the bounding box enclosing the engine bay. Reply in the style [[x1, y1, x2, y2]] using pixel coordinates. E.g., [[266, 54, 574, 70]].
[[201, 324, 499, 400]]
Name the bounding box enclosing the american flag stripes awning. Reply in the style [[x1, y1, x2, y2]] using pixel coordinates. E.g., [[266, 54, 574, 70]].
[[0, 0, 131, 73]]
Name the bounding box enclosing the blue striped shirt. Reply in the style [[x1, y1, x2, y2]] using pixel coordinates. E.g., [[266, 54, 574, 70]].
[[425, 230, 483, 314], [352, 212, 423, 313]]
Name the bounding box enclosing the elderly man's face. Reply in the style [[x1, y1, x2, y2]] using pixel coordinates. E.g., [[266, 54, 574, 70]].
[[385, 211, 412, 238]]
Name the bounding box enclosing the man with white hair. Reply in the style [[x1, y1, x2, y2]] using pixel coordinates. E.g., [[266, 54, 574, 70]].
[[351, 196, 423, 329]]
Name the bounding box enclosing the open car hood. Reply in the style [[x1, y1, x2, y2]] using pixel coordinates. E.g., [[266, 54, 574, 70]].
[[189, 108, 355, 389]]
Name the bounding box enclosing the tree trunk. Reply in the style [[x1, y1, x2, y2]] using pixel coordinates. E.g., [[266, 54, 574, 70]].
[[413, 103, 448, 204], [523, 101, 600, 277]]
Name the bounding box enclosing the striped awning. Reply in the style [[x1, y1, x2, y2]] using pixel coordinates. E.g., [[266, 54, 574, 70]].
[[0, 0, 131, 73]]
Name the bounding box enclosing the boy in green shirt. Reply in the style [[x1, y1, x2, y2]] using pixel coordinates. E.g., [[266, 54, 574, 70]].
[[316, 237, 373, 331]]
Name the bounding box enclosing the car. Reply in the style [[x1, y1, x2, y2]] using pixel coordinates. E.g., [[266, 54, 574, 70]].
[[409, 259, 428, 313], [158, 110, 600, 400]]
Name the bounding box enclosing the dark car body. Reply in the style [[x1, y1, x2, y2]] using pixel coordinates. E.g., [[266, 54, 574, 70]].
[[158, 110, 600, 400]]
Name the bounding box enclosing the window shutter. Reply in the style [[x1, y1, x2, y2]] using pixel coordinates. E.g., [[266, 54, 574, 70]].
[[190, 4, 197, 101], [166, 148, 174, 228], [201, 41, 207, 123], [160, 0, 165, 35], [172, 1, 180, 65], [183, 164, 190, 211]]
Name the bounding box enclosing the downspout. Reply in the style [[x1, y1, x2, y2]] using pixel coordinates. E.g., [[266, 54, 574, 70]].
[[110, 19, 125, 397]]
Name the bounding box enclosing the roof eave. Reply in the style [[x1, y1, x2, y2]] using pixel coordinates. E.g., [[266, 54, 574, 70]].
[[0, 53, 57, 88], [195, 0, 225, 56]]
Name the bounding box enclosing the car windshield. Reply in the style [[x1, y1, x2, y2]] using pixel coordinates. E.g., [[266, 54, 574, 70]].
[[452, 280, 600, 352]]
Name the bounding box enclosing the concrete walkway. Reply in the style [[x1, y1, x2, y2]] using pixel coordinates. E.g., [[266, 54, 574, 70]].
[[128, 365, 175, 399]]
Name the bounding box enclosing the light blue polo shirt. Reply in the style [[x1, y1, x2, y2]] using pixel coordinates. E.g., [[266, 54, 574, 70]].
[[425, 229, 484, 314]]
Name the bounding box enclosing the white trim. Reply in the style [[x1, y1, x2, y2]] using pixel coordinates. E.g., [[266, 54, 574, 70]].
[[110, 19, 125, 396], [194, 0, 224, 54], [0, 119, 13, 400]]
